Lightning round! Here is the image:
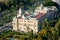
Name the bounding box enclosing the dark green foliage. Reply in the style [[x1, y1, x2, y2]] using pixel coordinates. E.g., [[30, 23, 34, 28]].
[[29, 30, 33, 40], [0, 0, 40, 26], [43, 0, 58, 9], [0, 0, 58, 26], [43, 0, 55, 6]]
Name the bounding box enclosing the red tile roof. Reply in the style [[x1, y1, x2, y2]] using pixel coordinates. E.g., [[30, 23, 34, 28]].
[[33, 13, 45, 18]]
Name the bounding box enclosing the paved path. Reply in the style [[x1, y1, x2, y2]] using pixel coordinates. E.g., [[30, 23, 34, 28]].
[[0, 22, 13, 33]]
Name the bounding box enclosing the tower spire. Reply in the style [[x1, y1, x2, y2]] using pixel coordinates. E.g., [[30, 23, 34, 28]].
[[17, 8, 22, 17]]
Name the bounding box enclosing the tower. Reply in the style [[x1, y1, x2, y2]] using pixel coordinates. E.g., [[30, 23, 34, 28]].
[[39, 4, 43, 9], [18, 8, 21, 14], [17, 8, 22, 17]]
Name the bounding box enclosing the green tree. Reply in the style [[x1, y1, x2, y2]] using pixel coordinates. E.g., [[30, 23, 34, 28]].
[[50, 28, 59, 40], [43, 0, 55, 6], [42, 19, 51, 29], [38, 29, 48, 40], [29, 30, 33, 40], [55, 19, 60, 36]]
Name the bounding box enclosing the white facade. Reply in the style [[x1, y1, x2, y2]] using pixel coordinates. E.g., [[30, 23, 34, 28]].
[[13, 17, 18, 31], [34, 4, 58, 15], [13, 18, 38, 33]]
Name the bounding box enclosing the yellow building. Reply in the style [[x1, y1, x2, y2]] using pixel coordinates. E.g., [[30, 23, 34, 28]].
[[13, 16, 38, 33]]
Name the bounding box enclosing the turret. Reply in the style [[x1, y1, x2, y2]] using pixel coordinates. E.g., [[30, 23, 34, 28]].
[[39, 4, 43, 9], [17, 8, 22, 17]]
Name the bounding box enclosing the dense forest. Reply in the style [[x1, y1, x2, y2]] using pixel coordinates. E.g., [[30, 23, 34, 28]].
[[0, 0, 40, 26], [0, 0, 59, 26]]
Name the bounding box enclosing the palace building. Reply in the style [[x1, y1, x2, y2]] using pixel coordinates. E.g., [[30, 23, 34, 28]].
[[13, 4, 58, 33]]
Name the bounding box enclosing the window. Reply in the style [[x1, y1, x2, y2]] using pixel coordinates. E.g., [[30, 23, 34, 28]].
[[28, 24, 33, 26], [18, 23, 23, 26], [14, 22, 15, 25], [24, 24, 26, 26], [20, 27, 22, 28], [14, 27, 16, 28], [34, 26, 36, 28], [24, 28, 26, 30]]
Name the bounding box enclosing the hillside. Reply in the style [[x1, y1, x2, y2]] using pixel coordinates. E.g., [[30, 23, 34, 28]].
[[0, 0, 58, 26]]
